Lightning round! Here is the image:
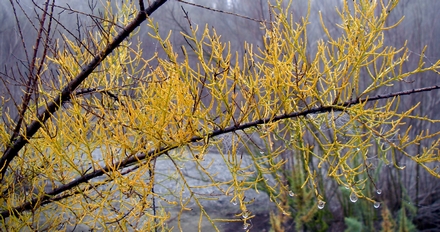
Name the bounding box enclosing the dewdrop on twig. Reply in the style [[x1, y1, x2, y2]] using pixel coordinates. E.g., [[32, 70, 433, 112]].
[[350, 192, 358, 203], [317, 200, 326, 209], [374, 201, 381, 208]]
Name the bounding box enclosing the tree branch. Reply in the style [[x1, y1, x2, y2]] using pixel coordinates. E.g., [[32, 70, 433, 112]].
[[8, 0, 51, 146], [0, 0, 168, 182], [139, 0, 145, 12], [177, 0, 263, 23], [2, 84, 439, 218]]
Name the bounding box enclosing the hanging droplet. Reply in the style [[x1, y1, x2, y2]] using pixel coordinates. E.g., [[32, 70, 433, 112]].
[[317, 200, 326, 209], [376, 189, 382, 195], [242, 211, 249, 219], [232, 200, 237, 205], [350, 192, 358, 203], [288, 191, 295, 197], [243, 223, 250, 230], [374, 201, 381, 209]]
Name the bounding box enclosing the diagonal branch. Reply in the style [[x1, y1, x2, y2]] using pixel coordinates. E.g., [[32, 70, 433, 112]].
[[177, 0, 264, 23], [2, 84, 439, 218], [346, 85, 440, 105], [0, 0, 168, 182]]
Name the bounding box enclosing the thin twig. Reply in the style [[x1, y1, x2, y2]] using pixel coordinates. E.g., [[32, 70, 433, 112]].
[[177, 0, 264, 23], [9, 0, 51, 144]]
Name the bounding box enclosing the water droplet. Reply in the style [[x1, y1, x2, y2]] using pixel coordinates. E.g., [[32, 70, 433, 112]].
[[232, 200, 237, 205], [344, 186, 350, 189], [243, 223, 249, 230], [288, 191, 295, 197], [374, 201, 381, 208], [350, 192, 358, 203], [376, 189, 382, 195], [242, 211, 249, 219], [259, 151, 265, 155], [317, 200, 326, 209]]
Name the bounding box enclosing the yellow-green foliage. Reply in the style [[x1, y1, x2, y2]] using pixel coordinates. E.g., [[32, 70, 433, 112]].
[[1, 0, 440, 231]]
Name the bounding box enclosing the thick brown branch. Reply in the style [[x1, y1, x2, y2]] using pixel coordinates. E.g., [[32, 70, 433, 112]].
[[0, 0, 168, 182]]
